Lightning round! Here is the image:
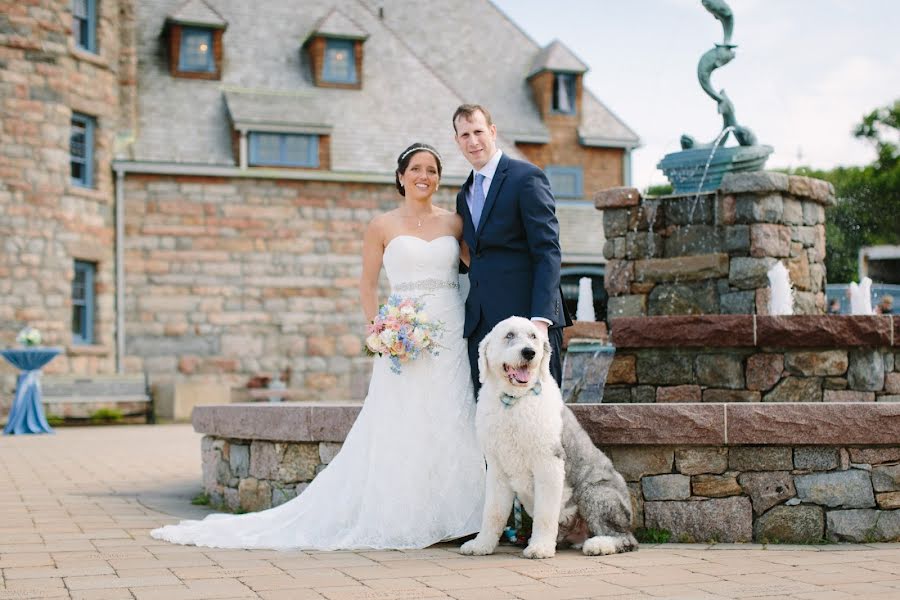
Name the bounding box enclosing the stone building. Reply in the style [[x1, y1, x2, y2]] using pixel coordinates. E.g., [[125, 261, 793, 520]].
[[1, 0, 638, 409]]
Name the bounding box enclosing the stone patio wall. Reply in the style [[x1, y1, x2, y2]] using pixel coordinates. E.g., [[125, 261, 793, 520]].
[[194, 402, 900, 543]]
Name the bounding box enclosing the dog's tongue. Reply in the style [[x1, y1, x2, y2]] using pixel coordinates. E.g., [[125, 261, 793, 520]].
[[506, 365, 531, 384]]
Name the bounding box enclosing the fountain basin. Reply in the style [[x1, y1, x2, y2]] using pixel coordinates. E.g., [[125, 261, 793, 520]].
[[657, 144, 773, 194], [605, 314, 898, 403]]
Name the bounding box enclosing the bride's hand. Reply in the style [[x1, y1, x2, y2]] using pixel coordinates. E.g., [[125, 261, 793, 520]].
[[460, 239, 471, 267]]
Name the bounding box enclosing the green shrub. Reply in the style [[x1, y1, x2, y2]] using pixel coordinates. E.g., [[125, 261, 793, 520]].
[[89, 408, 123, 423], [635, 527, 672, 544]]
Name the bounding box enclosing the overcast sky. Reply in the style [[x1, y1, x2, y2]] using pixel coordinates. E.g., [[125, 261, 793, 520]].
[[490, 0, 900, 191]]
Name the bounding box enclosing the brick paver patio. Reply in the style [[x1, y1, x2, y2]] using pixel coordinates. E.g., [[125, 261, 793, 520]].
[[1, 424, 899, 599]]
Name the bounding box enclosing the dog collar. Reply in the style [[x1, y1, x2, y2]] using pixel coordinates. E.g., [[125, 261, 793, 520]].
[[500, 382, 542, 408]]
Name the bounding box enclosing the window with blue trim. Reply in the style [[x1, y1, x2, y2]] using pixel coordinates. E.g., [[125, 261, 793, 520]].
[[249, 133, 319, 167], [546, 166, 583, 198], [72, 260, 96, 345], [323, 39, 357, 83], [72, 0, 97, 53], [552, 73, 576, 114], [178, 27, 215, 72], [70, 113, 95, 187]]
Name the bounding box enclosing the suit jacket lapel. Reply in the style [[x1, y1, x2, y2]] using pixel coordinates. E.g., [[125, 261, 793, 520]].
[[476, 154, 508, 236], [459, 173, 476, 243]]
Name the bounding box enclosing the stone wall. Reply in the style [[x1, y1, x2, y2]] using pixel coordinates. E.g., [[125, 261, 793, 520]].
[[194, 402, 900, 543], [597, 172, 834, 317], [1, 0, 133, 411], [121, 174, 458, 399], [603, 315, 899, 404], [201, 436, 900, 543], [614, 444, 900, 543]]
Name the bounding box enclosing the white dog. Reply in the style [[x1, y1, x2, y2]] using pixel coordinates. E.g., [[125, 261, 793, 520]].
[[460, 317, 637, 559]]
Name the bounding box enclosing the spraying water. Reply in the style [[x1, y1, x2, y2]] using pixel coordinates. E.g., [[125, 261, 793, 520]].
[[848, 277, 874, 315], [688, 125, 736, 222], [767, 261, 794, 316], [576, 277, 596, 322]]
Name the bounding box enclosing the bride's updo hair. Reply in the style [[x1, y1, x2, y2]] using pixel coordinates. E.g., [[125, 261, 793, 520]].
[[395, 143, 443, 196]]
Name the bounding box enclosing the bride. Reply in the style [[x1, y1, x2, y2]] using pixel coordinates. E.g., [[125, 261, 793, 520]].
[[151, 143, 486, 550]]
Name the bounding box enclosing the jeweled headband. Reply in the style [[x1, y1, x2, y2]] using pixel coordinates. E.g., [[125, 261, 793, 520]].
[[399, 146, 442, 167]]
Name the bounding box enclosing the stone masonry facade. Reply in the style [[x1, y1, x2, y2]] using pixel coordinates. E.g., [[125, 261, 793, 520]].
[[200, 434, 900, 544], [123, 174, 458, 399], [1, 0, 137, 409], [597, 172, 834, 318], [1, 0, 628, 418]]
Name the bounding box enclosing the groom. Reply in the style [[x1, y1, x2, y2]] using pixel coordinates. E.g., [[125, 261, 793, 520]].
[[453, 104, 572, 393]]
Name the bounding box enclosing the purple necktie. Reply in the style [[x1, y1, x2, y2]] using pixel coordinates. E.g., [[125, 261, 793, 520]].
[[471, 173, 486, 228]]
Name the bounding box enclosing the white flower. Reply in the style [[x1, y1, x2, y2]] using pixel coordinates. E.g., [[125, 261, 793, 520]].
[[417, 312, 429, 323], [411, 328, 427, 345], [399, 305, 415, 317], [16, 327, 42, 347], [379, 330, 396, 346], [365, 334, 381, 353]]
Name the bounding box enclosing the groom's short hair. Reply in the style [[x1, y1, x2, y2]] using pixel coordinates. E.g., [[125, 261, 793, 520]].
[[453, 104, 494, 133]]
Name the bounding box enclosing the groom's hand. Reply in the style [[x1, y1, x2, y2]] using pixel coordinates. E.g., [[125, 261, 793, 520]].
[[530, 318, 549, 338]]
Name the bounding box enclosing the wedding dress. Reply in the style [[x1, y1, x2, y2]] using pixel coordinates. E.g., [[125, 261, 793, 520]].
[[151, 235, 486, 549]]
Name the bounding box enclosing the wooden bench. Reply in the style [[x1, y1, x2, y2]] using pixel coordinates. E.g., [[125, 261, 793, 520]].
[[41, 374, 153, 423]]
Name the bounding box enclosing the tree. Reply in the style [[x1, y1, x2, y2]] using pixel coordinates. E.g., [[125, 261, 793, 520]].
[[789, 100, 900, 283]]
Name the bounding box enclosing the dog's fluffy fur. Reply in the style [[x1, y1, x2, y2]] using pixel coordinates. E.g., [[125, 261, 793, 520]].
[[459, 317, 637, 559]]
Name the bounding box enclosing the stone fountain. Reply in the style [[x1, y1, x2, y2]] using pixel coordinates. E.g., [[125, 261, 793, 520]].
[[585, 0, 900, 543], [657, 0, 773, 193]]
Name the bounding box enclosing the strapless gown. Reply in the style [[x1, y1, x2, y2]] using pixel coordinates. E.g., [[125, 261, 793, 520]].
[[151, 235, 486, 549]]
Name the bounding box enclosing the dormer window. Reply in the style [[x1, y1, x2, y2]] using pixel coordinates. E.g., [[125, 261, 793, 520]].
[[304, 9, 368, 89], [552, 73, 576, 115], [323, 39, 357, 84], [249, 133, 319, 168], [178, 27, 215, 72], [527, 41, 588, 120], [163, 0, 227, 80], [224, 89, 333, 171]]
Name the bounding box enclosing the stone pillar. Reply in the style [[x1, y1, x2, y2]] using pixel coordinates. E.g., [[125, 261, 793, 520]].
[[596, 172, 834, 317]]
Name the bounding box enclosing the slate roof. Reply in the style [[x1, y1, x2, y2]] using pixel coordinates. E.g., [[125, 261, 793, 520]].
[[224, 89, 332, 133], [528, 39, 589, 77], [378, 0, 639, 147], [166, 0, 227, 29], [132, 0, 639, 177], [308, 8, 368, 41]]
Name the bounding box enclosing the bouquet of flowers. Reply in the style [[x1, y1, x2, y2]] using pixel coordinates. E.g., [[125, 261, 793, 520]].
[[365, 295, 444, 374], [16, 326, 42, 347]]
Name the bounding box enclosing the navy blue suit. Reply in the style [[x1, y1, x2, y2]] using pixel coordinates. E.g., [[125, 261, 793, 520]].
[[457, 153, 572, 393]]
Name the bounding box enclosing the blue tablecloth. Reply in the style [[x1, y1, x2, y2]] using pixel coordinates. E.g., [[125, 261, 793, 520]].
[[2, 348, 61, 435]]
